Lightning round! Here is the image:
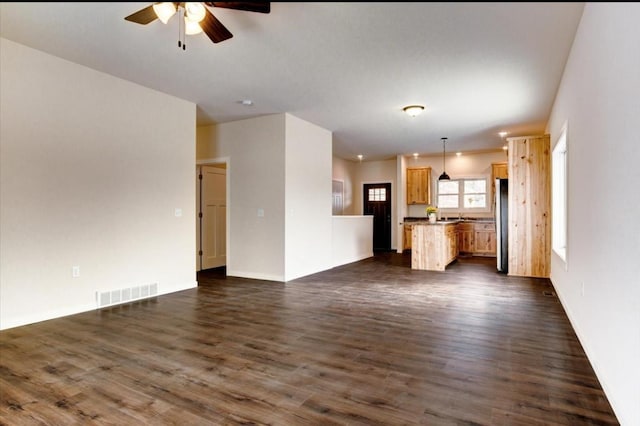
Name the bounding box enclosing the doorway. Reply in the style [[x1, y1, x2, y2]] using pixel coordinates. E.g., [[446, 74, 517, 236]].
[[363, 183, 392, 251], [197, 165, 227, 271]]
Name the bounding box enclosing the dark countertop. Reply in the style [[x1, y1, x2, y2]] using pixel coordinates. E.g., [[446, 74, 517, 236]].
[[410, 220, 460, 226], [404, 216, 494, 224]]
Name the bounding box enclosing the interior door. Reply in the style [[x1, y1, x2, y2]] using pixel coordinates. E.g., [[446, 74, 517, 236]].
[[200, 165, 226, 270], [363, 183, 392, 251]]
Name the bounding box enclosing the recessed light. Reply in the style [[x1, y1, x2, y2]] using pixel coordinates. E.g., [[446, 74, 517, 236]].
[[413, 153, 419, 158], [499, 131, 508, 138], [456, 152, 462, 157], [357, 154, 363, 161], [239, 99, 254, 106]]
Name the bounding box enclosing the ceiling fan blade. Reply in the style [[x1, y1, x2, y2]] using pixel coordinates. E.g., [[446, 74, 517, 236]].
[[201, 9, 233, 43], [124, 5, 158, 25], [205, 2, 271, 14]]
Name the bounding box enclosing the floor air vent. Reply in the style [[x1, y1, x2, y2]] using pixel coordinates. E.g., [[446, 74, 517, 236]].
[[96, 283, 158, 308], [542, 290, 556, 297]]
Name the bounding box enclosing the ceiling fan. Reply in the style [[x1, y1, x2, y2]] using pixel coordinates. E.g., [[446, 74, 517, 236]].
[[124, 2, 270, 48]]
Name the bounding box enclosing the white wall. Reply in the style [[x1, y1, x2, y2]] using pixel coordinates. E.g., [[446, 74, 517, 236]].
[[196, 115, 286, 281], [284, 115, 333, 281], [331, 156, 357, 215], [546, 4, 640, 425], [0, 39, 197, 330], [332, 216, 373, 267], [404, 150, 507, 217]]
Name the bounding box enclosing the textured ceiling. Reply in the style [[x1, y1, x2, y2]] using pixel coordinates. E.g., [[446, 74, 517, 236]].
[[0, 2, 585, 161]]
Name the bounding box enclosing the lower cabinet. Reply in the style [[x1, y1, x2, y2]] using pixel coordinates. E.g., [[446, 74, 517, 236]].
[[474, 223, 497, 255], [457, 223, 475, 254], [457, 222, 496, 256], [445, 224, 458, 265], [403, 224, 413, 251], [411, 223, 458, 271]]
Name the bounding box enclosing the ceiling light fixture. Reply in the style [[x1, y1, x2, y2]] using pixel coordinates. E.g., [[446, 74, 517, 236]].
[[499, 131, 508, 138], [185, 2, 206, 22], [357, 154, 363, 162], [403, 105, 425, 117], [439, 137, 450, 181], [153, 2, 177, 24], [184, 17, 203, 35]]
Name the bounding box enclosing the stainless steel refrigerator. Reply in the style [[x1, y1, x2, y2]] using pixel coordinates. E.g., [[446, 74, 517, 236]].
[[495, 178, 508, 273]]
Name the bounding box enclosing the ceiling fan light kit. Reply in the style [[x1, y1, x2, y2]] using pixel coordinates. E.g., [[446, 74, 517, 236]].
[[152, 2, 177, 24], [125, 2, 270, 49]]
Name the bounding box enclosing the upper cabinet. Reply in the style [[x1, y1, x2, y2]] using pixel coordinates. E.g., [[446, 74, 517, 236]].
[[508, 135, 551, 278], [407, 167, 431, 205], [491, 162, 508, 181], [491, 162, 508, 203]]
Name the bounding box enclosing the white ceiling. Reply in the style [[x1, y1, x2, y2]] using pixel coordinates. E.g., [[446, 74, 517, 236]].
[[0, 2, 585, 161]]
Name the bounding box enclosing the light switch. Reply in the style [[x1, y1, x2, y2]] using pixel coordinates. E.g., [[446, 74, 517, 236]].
[[257, 208, 264, 217], [174, 208, 183, 217]]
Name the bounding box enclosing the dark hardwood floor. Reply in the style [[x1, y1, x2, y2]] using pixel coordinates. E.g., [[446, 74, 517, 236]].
[[0, 253, 618, 425]]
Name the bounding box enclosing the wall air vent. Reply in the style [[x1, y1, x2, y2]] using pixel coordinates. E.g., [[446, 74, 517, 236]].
[[96, 283, 159, 308]]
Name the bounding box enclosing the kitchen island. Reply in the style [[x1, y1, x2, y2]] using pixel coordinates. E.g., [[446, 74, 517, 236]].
[[411, 220, 459, 271]]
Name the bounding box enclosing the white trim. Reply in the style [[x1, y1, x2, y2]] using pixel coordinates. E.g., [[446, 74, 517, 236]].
[[0, 280, 198, 331], [226, 270, 284, 282], [552, 122, 568, 267]]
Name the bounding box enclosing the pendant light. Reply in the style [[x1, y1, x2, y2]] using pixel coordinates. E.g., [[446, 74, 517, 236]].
[[439, 137, 450, 181]]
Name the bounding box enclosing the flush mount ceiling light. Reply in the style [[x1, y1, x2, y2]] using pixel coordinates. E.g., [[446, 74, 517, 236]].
[[403, 105, 425, 117], [439, 137, 450, 181]]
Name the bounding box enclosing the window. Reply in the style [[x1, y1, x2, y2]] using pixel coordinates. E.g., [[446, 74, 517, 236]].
[[368, 187, 386, 201], [437, 178, 488, 211], [552, 125, 568, 262]]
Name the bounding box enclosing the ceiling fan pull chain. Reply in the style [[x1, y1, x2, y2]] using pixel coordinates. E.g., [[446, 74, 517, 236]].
[[177, 6, 185, 50], [181, 6, 186, 50], [177, 6, 182, 49]]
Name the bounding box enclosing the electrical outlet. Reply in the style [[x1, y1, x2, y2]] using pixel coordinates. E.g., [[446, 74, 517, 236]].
[[72, 266, 80, 278]]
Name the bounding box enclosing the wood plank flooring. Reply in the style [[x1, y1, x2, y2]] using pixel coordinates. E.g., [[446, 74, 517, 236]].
[[0, 253, 619, 425]]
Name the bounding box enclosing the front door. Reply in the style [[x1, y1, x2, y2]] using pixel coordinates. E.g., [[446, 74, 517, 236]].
[[363, 183, 392, 251]]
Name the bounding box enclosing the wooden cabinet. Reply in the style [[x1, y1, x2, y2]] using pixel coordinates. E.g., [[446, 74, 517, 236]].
[[445, 224, 458, 265], [508, 135, 550, 278], [403, 224, 413, 250], [474, 223, 496, 255], [491, 162, 508, 204], [411, 223, 458, 271], [491, 162, 508, 180], [457, 222, 496, 256], [406, 167, 431, 205], [457, 223, 475, 254]]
